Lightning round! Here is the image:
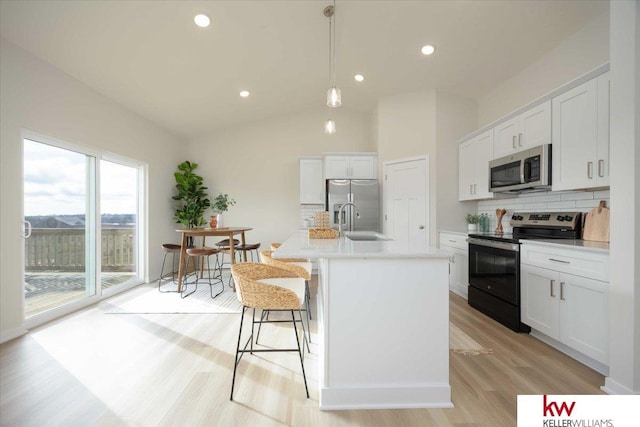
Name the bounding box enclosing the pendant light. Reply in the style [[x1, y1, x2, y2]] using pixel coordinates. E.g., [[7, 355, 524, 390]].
[[324, 118, 336, 134], [324, 3, 341, 108]]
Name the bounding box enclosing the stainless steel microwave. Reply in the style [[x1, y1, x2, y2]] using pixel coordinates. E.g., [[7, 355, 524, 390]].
[[489, 144, 551, 193]]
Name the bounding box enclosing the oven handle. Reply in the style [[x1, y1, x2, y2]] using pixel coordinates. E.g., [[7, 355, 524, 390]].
[[468, 237, 520, 252]]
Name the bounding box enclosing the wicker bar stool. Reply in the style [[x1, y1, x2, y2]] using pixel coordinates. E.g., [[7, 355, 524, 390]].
[[158, 243, 182, 293], [230, 263, 309, 400], [183, 246, 224, 299], [260, 250, 312, 346]]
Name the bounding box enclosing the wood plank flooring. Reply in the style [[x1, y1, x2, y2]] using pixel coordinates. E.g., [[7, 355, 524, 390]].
[[0, 279, 604, 427]]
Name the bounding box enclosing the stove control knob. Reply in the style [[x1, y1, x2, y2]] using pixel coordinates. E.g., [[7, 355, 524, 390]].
[[557, 215, 564, 221], [564, 215, 573, 221], [511, 215, 517, 220], [517, 215, 524, 221]]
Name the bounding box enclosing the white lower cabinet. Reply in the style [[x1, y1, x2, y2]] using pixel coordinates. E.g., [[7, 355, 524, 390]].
[[521, 243, 609, 367], [439, 233, 468, 299]]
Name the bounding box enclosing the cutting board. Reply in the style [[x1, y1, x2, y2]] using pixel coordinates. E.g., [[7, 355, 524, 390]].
[[582, 201, 610, 242]]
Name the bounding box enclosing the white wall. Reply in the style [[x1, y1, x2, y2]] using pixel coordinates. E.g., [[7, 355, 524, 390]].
[[477, 12, 609, 126], [186, 107, 372, 249], [0, 39, 183, 341], [604, 0, 640, 395], [434, 91, 477, 233], [376, 91, 437, 242]]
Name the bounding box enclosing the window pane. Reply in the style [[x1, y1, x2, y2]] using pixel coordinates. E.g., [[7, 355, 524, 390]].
[[100, 160, 139, 292], [23, 139, 95, 317]]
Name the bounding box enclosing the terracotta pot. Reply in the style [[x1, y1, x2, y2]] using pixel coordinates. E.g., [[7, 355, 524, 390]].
[[209, 216, 217, 228]]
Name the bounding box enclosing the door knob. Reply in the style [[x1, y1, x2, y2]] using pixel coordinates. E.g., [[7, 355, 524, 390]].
[[418, 225, 425, 229]]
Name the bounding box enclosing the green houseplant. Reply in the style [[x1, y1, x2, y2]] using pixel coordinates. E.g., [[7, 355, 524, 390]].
[[465, 213, 480, 232], [211, 193, 236, 228], [172, 160, 211, 229]]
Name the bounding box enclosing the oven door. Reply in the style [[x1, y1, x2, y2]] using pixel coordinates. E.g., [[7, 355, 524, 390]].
[[468, 238, 520, 305]]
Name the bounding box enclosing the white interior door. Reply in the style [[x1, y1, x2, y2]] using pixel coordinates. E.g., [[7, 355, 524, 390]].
[[383, 157, 429, 246]]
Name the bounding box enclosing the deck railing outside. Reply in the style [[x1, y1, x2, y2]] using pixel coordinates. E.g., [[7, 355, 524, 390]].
[[25, 227, 136, 272]]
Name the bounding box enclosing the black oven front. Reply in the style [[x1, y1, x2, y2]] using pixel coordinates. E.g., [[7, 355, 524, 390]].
[[467, 237, 530, 332]]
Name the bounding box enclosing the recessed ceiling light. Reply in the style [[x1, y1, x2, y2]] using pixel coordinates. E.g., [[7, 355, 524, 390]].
[[421, 45, 436, 55], [194, 14, 210, 28], [239, 90, 250, 98], [354, 74, 365, 82]]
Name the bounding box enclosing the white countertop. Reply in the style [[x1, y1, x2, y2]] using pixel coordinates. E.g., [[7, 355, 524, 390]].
[[438, 229, 469, 236], [521, 238, 610, 254], [273, 230, 452, 260]]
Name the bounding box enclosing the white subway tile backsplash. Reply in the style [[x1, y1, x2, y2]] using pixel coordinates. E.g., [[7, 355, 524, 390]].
[[476, 189, 610, 217], [300, 204, 325, 227], [560, 192, 594, 201], [576, 199, 609, 209]]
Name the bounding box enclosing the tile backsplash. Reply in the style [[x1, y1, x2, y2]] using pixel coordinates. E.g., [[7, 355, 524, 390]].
[[300, 204, 325, 228], [477, 189, 610, 233]]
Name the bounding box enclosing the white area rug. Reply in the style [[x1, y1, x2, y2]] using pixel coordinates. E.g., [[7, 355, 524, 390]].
[[106, 275, 242, 314]]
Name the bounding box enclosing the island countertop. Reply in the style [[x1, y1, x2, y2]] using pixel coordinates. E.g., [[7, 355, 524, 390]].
[[273, 230, 452, 259]]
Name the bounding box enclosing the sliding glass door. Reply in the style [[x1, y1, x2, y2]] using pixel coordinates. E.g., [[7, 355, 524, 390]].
[[23, 136, 144, 319]]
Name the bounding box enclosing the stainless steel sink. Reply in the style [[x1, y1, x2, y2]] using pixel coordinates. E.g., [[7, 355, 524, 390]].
[[345, 232, 392, 241]]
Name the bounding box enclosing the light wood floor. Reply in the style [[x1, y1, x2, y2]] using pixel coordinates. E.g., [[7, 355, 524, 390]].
[[0, 278, 604, 427]]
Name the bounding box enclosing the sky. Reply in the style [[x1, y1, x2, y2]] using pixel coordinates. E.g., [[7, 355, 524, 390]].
[[23, 139, 138, 216]]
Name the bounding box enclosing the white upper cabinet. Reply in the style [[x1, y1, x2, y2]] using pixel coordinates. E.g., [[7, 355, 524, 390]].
[[552, 72, 610, 191], [324, 154, 377, 179], [299, 158, 324, 204], [458, 129, 494, 201], [493, 101, 551, 159]]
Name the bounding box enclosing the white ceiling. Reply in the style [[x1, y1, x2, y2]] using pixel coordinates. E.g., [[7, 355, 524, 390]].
[[0, 0, 609, 139]]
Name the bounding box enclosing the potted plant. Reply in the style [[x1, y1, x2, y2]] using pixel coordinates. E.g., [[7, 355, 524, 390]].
[[465, 213, 480, 232], [172, 160, 211, 231], [211, 193, 236, 228]]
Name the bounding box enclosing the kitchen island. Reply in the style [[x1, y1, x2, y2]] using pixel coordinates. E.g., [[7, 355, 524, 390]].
[[274, 231, 453, 410]]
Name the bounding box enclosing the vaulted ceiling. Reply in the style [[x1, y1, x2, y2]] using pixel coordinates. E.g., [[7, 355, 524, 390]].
[[0, 1, 609, 139]]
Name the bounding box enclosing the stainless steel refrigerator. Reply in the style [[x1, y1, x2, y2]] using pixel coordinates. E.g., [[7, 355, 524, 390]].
[[326, 179, 379, 232]]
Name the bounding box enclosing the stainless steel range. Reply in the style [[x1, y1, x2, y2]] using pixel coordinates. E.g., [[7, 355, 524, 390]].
[[467, 212, 582, 332]]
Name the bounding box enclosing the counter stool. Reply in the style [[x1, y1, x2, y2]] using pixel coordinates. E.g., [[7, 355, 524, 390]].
[[235, 242, 261, 262], [183, 246, 224, 299], [159, 243, 181, 293], [230, 263, 309, 401]]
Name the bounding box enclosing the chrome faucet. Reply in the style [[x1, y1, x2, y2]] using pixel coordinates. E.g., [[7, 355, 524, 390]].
[[337, 202, 360, 236]]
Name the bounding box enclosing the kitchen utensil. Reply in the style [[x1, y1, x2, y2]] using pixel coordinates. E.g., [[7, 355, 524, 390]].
[[495, 209, 507, 233], [582, 200, 610, 242]]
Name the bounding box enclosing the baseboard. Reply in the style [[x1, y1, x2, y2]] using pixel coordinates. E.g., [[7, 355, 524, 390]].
[[601, 377, 637, 395], [530, 330, 608, 375], [450, 284, 468, 300], [319, 384, 452, 410], [0, 326, 28, 344]]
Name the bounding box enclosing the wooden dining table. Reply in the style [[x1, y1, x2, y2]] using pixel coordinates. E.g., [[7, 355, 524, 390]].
[[175, 226, 253, 292]]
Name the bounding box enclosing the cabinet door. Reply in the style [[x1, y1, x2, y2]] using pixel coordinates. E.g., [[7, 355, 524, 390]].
[[559, 273, 609, 364], [595, 72, 610, 187], [300, 158, 324, 204], [474, 130, 494, 199], [519, 100, 551, 151], [521, 265, 560, 339], [452, 248, 469, 299], [324, 156, 350, 179], [350, 156, 377, 179], [458, 140, 476, 201], [493, 117, 518, 158], [552, 79, 598, 191]]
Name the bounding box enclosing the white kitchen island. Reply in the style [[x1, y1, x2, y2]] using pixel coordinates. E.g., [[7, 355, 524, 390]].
[[273, 231, 453, 410]]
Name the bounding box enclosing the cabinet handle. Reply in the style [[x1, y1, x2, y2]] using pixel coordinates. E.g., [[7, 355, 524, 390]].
[[418, 225, 425, 230], [473, 183, 477, 194], [449, 239, 456, 243], [512, 135, 517, 148], [560, 282, 565, 301], [598, 160, 605, 177], [550, 280, 555, 297], [469, 184, 473, 195], [518, 133, 523, 147], [548, 258, 570, 264], [587, 162, 593, 179]]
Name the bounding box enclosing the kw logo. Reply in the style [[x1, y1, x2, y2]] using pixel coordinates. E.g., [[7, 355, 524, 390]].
[[543, 395, 576, 417]]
